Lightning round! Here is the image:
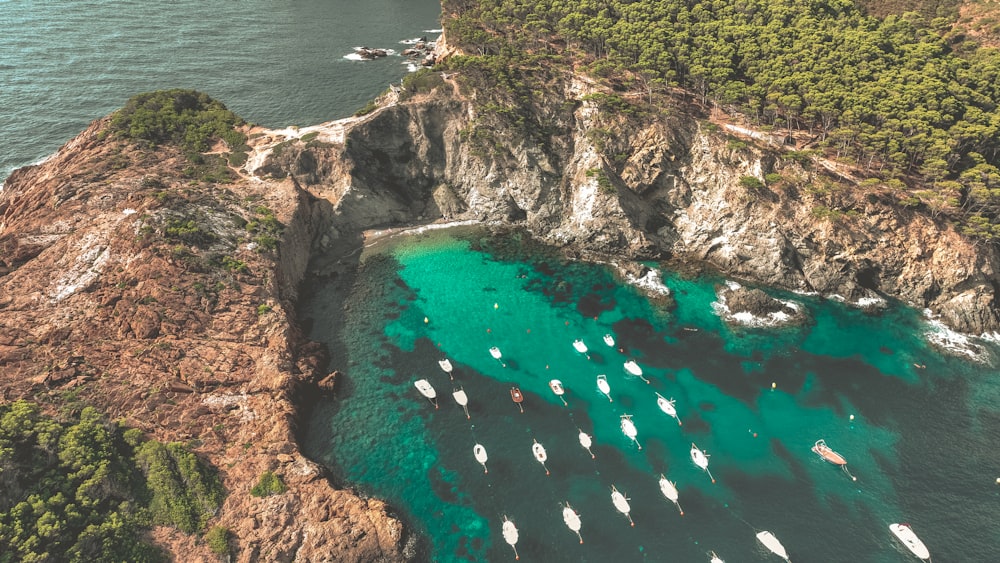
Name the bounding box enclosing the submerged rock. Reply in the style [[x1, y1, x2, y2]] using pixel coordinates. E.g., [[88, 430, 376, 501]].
[[715, 285, 808, 328]]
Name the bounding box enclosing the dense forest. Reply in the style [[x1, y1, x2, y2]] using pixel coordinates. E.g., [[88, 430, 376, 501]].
[[0, 401, 224, 562], [441, 0, 1000, 238]]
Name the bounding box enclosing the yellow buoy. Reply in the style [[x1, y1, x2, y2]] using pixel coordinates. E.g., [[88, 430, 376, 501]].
[[849, 414, 855, 421], [424, 317, 429, 324], [771, 382, 777, 390], [494, 303, 499, 310]]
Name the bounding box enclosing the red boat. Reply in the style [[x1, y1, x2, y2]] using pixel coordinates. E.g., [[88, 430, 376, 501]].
[[812, 439, 847, 465], [511, 386, 524, 413]]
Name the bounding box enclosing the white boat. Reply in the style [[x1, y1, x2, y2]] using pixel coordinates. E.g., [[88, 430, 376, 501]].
[[889, 523, 930, 561], [624, 360, 650, 383], [620, 414, 641, 450], [603, 333, 615, 347], [755, 530, 790, 562], [474, 443, 488, 474], [610, 485, 634, 527], [573, 339, 589, 357], [658, 474, 684, 516], [453, 387, 470, 419], [549, 379, 568, 406], [414, 379, 438, 409], [691, 443, 716, 483], [438, 358, 453, 375], [489, 346, 506, 366], [596, 374, 612, 402], [502, 516, 520, 560], [710, 551, 725, 563], [533, 439, 549, 475], [655, 392, 682, 426], [562, 502, 583, 544], [578, 429, 595, 459]]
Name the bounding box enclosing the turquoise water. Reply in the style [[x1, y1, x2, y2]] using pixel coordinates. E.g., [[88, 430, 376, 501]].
[[0, 0, 442, 182], [303, 228, 1000, 562]]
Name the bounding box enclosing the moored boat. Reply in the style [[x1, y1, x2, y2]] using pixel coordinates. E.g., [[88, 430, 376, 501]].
[[624, 360, 650, 383], [620, 414, 641, 450], [691, 443, 716, 483], [812, 439, 857, 480], [502, 516, 520, 560], [655, 392, 682, 426], [756, 530, 790, 562], [578, 429, 595, 459], [603, 333, 615, 347], [438, 358, 453, 374], [562, 502, 583, 544], [549, 379, 568, 406], [453, 387, 470, 419], [532, 439, 549, 475], [414, 379, 438, 409], [474, 443, 488, 474], [510, 386, 524, 413], [610, 485, 634, 527], [710, 551, 724, 563], [573, 339, 589, 355], [658, 473, 683, 516], [597, 374, 612, 402], [889, 523, 930, 561]]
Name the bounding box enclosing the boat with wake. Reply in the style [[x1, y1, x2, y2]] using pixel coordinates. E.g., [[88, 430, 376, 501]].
[[655, 392, 682, 426], [889, 523, 931, 561], [549, 379, 568, 406], [510, 386, 524, 413], [620, 414, 641, 450], [623, 360, 650, 383], [532, 439, 549, 475], [811, 439, 856, 481], [474, 443, 488, 474], [414, 379, 438, 409], [502, 516, 520, 560], [756, 530, 790, 562], [452, 387, 470, 419], [578, 429, 595, 459], [562, 502, 583, 543], [610, 485, 634, 526], [597, 374, 612, 402], [658, 474, 683, 516], [691, 443, 716, 483]]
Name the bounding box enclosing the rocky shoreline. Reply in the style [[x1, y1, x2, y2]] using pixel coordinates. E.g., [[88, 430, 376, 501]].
[[2, 45, 999, 562]]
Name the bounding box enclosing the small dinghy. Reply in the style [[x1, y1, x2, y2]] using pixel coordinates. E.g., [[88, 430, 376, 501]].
[[562, 502, 583, 544], [889, 523, 931, 561], [620, 414, 641, 450], [474, 443, 488, 474], [811, 439, 856, 481], [603, 333, 615, 347], [710, 551, 725, 563], [691, 443, 716, 483], [414, 379, 438, 409], [655, 392, 682, 426], [532, 439, 549, 475], [502, 516, 520, 560], [578, 429, 595, 459], [596, 374, 612, 402], [573, 339, 590, 359], [756, 530, 790, 562], [623, 360, 650, 383], [658, 473, 683, 516], [490, 346, 506, 367], [438, 358, 454, 378], [510, 386, 524, 413], [610, 485, 634, 527], [549, 379, 568, 406], [453, 387, 470, 419]]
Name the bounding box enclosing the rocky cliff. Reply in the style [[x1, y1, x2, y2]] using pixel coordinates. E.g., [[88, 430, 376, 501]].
[[252, 72, 1000, 335]]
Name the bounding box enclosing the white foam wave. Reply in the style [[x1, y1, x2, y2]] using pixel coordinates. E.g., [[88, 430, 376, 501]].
[[711, 292, 800, 328], [343, 53, 365, 61], [922, 309, 989, 361], [626, 268, 670, 297], [724, 280, 741, 291], [423, 28, 443, 33]]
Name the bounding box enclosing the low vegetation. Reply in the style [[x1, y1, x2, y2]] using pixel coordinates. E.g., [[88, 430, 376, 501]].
[[0, 401, 225, 562], [250, 471, 286, 497], [109, 89, 246, 153]]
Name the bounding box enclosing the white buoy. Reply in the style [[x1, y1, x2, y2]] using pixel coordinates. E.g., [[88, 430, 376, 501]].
[[849, 414, 855, 421]]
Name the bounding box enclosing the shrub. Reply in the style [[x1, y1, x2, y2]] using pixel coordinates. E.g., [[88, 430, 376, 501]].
[[739, 176, 765, 190], [256, 304, 272, 316], [765, 173, 783, 184], [109, 89, 247, 153], [205, 526, 230, 556], [250, 471, 286, 497], [134, 441, 225, 534]]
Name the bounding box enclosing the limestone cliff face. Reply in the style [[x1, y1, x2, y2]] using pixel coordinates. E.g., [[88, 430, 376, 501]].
[[251, 79, 1000, 335], [0, 119, 411, 562]]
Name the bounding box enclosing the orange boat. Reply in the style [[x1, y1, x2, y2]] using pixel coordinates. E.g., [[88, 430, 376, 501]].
[[511, 386, 524, 413], [812, 439, 847, 465]]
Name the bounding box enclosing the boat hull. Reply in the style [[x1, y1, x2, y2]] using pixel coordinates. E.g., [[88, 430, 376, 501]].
[[890, 523, 930, 560]]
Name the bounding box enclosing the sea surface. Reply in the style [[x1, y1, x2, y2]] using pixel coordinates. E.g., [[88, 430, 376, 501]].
[[0, 0, 442, 183], [302, 227, 1000, 562]]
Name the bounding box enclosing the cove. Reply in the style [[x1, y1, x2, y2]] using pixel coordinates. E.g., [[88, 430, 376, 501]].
[[302, 227, 1000, 562]]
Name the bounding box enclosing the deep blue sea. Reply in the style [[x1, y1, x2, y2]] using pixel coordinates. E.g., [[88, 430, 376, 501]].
[[0, 0, 442, 183], [302, 227, 1000, 562]]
